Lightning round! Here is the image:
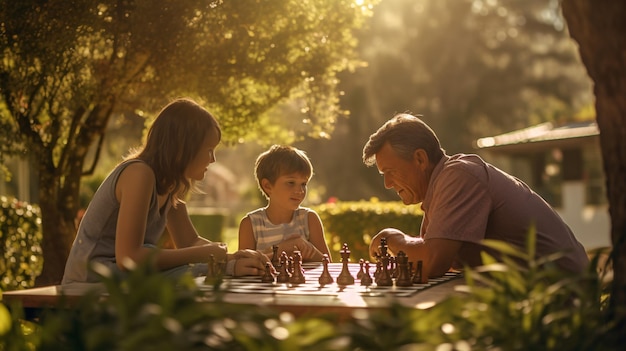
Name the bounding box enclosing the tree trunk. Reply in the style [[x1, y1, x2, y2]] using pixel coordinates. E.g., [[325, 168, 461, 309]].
[[34, 168, 77, 286], [561, 0, 626, 314]]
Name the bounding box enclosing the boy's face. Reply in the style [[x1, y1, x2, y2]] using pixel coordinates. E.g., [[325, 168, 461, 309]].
[[263, 172, 310, 210]]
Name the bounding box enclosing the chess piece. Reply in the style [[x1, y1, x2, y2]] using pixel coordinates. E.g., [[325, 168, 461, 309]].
[[261, 262, 276, 283], [373, 254, 382, 280], [276, 252, 291, 283], [395, 251, 413, 287], [318, 254, 334, 286], [271, 245, 280, 266], [360, 261, 373, 287], [215, 259, 226, 276], [379, 237, 389, 257], [204, 254, 216, 284], [204, 254, 225, 286], [390, 256, 398, 279], [336, 243, 355, 286], [289, 251, 306, 285], [412, 260, 427, 284], [356, 259, 365, 280], [375, 251, 393, 286], [206, 254, 215, 277]]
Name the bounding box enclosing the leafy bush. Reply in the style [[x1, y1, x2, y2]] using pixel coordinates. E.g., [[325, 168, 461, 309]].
[[0, 196, 43, 291], [2, 227, 623, 350], [313, 199, 422, 262], [343, 231, 622, 350], [31, 261, 345, 351]]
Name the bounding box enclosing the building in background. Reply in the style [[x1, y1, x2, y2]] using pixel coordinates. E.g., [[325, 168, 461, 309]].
[[475, 121, 610, 250]]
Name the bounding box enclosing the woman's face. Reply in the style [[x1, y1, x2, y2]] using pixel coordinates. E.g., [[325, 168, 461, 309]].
[[185, 127, 219, 181]]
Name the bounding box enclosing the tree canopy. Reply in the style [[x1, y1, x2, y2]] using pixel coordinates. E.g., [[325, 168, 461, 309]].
[[302, 0, 592, 202], [0, 0, 379, 284]]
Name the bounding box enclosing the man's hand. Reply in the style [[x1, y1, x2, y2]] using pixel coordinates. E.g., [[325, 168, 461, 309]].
[[369, 228, 410, 258]]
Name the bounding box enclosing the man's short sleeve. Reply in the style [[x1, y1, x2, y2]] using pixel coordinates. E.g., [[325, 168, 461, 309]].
[[424, 162, 492, 244]]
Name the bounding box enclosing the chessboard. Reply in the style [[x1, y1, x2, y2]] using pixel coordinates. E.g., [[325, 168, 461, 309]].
[[195, 262, 462, 298]]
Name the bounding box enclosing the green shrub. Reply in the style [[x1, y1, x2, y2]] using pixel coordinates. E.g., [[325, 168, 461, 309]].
[[343, 229, 621, 350], [313, 199, 422, 262], [32, 261, 345, 351], [0, 196, 43, 291], [2, 224, 622, 350]]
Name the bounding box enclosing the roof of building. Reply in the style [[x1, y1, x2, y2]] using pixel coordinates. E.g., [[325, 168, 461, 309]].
[[474, 121, 599, 153]]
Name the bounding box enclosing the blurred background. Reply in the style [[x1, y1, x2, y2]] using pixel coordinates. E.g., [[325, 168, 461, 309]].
[[1, 0, 608, 286]]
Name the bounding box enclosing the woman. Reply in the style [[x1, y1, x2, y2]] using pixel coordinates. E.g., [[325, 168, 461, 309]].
[[62, 98, 270, 284]]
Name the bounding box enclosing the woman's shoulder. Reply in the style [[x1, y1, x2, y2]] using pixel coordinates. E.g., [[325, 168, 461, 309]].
[[115, 159, 156, 190]]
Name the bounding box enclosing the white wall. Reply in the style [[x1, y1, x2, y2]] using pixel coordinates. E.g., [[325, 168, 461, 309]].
[[556, 181, 611, 250]]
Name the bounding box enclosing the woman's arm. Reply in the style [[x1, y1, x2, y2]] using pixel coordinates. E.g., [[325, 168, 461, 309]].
[[115, 162, 164, 269], [115, 163, 228, 271]]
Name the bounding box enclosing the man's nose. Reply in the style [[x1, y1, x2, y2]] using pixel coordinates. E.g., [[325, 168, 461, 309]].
[[383, 176, 393, 189]]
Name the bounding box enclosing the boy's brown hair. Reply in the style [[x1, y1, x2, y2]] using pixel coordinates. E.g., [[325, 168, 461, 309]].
[[254, 145, 313, 198]]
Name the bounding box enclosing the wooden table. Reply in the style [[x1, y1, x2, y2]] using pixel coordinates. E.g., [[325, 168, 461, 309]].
[[2, 263, 466, 319]]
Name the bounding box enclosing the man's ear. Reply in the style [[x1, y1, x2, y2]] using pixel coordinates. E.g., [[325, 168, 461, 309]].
[[413, 149, 430, 170]]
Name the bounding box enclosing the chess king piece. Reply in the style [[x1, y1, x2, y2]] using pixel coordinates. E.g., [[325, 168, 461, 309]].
[[336, 243, 355, 286], [360, 260, 373, 287], [375, 251, 393, 286], [318, 254, 334, 286], [289, 251, 306, 285], [395, 251, 413, 287]]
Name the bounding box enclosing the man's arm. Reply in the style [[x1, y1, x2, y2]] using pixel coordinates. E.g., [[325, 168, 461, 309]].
[[369, 229, 462, 277]]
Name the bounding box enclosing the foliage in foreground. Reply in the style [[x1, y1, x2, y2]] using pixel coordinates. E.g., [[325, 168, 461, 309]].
[[0, 196, 42, 291], [1, 234, 623, 350]]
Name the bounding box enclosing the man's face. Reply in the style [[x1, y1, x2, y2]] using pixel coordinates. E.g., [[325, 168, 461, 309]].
[[375, 142, 430, 205]]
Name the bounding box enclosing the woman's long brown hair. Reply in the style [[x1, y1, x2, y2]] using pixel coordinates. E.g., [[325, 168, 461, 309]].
[[126, 98, 221, 206]]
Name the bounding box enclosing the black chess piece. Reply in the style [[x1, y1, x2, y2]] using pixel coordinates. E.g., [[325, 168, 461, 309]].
[[373, 254, 382, 280], [204, 254, 216, 284], [390, 256, 398, 279], [318, 254, 334, 286], [356, 258, 365, 280], [261, 262, 275, 283], [336, 243, 355, 286], [289, 251, 306, 285], [395, 251, 413, 287], [360, 260, 373, 287], [276, 252, 291, 283], [379, 237, 389, 257], [271, 245, 280, 266], [412, 260, 426, 284], [375, 251, 393, 286]]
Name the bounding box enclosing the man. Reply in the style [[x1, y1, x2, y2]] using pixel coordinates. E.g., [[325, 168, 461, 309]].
[[364, 113, 589, 277]]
